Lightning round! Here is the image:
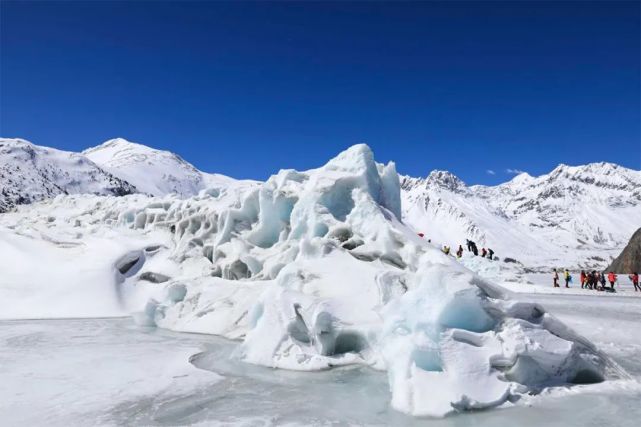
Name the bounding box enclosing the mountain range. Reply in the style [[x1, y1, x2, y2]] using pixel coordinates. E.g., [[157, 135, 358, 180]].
[[1, 136, 639, 270], [401, 163, 641, 270]]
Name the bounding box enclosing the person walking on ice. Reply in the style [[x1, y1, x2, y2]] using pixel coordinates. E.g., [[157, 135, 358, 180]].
[[553, 269, 560, 287], [608, 272, 617, 290], [564, 269, 571, 288], [629, 272, 640, 292]]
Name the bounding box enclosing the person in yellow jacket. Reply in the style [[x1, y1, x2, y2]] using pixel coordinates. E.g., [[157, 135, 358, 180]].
[[564, 269, 571, 288]]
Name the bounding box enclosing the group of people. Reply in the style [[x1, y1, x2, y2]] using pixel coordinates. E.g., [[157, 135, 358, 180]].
[[463, 239, 494, 260], [553, 269, 640, 292], [440, 239, 494, 260]]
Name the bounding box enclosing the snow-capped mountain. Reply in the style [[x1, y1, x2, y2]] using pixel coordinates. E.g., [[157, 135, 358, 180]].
[[83, 138, 235, 197], [2, 135, 638, 272], [0, 138, 137, 213], [401, 163, 641, 270]]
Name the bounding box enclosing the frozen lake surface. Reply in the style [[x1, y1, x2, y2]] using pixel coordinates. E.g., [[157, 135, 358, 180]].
[[2, 292, 641, 426]]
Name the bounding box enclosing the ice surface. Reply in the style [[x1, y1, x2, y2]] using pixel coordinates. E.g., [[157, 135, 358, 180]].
[[0, 144, 630, 417], [1, 307, 641, 426]]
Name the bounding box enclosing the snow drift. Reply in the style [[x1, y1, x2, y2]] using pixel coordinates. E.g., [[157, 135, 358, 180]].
[[0, 144, 627, 417]]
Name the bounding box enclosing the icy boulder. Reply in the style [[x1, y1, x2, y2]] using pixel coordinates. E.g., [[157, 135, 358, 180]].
[[379, 263, 622, 416]]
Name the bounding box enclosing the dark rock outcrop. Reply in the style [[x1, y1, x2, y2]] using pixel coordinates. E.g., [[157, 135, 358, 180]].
[[606, 228, 641, 273]]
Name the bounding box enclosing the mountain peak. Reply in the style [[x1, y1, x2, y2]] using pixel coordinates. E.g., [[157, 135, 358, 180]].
[[550, 161, 623, 176], [83, 137, 154, 156], [83, 138, 222, 197], [508, 172, 535, 186], [426, 170, 467, 192]]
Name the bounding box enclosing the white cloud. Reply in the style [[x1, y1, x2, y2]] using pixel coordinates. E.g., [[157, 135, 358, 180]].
[[506, 168, 526, 175], [486, 169, 496, 175]]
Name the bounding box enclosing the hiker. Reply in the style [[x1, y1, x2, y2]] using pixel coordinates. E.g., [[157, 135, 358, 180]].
[[442, 245, 450, 255], [472, 243, 479, 256], [481, 248, 487, 258], [600, 271, 607, 289], [580, 270, 587, 289], [488, 248, 494, 260], [564, 269, 571, 288], [608, 272, 617, 290], [594, 271, 601, 290], [466, 239, 473, 252], [553, 269, 560, 287], [630, 272, 640, 292], [456, 245, 463, 258]]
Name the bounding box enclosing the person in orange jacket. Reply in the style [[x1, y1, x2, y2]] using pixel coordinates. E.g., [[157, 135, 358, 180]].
[[629, 272, 640, 292], [607, 272, 617, 290]]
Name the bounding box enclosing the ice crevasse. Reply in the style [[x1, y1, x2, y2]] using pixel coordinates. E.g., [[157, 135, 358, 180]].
[[16, 144, 628, 417]]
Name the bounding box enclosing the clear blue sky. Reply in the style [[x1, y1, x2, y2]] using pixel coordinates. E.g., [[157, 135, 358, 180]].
[[1, 1, 639, 183]]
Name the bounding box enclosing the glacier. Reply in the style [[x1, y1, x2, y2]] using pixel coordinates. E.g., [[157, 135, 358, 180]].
[[0, 143, 630, 417]]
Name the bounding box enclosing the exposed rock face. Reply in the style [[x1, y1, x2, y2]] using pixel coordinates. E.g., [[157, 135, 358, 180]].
[[607, 228, 641, 273]]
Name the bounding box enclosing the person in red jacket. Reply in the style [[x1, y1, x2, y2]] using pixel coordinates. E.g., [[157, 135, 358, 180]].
[[580, 270, 587, 289], [607, 272, 617, 290], [629, 272, 640, 292]]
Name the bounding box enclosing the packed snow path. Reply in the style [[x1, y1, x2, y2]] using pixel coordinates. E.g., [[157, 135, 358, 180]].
[[0, 144, 631, 417], [1, 292, 641, 426]]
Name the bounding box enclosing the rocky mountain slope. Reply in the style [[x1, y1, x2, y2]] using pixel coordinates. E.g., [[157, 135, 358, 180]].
[[607, 228, 641, 273], [401, 163, 641, 270], [0, 138, 137, 213], [83, 138, 236, 197]]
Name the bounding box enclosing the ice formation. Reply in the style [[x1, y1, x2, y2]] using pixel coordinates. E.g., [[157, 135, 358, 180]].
[[0, 144, 627, 417]]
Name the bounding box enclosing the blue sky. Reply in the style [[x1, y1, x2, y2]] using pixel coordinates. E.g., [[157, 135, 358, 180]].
[[1, 1, 639, 183]]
